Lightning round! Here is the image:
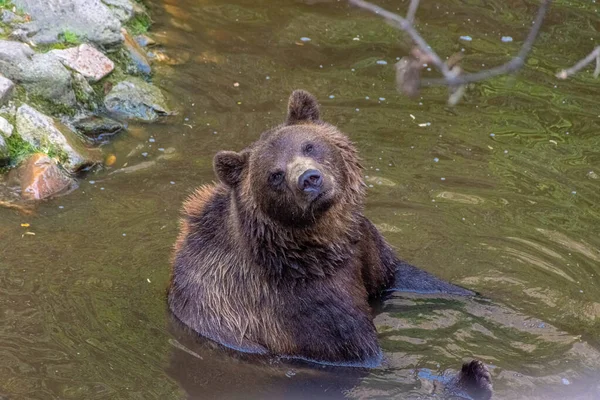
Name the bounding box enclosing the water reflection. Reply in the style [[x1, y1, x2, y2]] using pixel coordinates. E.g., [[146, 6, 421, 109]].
[[167, 317, 366, 400]]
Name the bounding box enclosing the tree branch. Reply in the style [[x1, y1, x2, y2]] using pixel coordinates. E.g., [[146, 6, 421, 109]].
[[349, 0, 552, 89], [556, 46, 600, 79], [348, 0, 451, 76], [406, 0, 419, 24]]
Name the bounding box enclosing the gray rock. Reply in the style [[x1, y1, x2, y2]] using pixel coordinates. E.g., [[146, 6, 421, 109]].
[[2, 10, 24, 24], [135, 34, 156, 48], [101, 0, 135, 23], [0, 75, 15, 105], [0, 40, 34, 80], [0, 102, 17, 120], [20, 53, 77, 107], [73, 115, 124, 142], [49, 44, 114, 82], [72, 72, 97, 109], [16, 104, 100, 171], [122, 28, 151, 75], [12, 0, 123, 46], [0, 116, 13, 137], [104, 77, 170, 122], [0, 41, 77, 107], [8, 28, 31, 42], [0, 134, 8, 162]]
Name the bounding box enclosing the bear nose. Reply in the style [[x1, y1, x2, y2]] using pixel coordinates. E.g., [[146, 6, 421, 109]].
[[298, 169, 323, 192]]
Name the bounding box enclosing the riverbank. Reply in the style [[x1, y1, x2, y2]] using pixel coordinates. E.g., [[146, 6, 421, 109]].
[[0, 0, 172, 203]]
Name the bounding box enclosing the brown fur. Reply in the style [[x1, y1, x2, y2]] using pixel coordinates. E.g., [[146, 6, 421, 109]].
[[169, 90, 396, 365], [168, 90, 490, 389], [173, 185, 218, 255]]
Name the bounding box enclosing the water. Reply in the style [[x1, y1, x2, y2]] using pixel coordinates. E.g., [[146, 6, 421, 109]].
[[1, 0, 600, 398]]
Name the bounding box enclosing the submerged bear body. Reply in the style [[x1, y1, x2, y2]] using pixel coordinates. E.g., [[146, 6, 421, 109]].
[[169, 90, 489, 398], [171, 184, 387, 364], [169, 94, 398, 365]]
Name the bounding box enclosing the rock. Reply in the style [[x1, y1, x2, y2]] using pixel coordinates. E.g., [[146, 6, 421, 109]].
[[49, 44, 114, 82], [135, 34, 156, 47], [73, 115, 124, 142], [0, 75, 15, 105], [12, 0, 123, 46], [109, 160, 155, 174], [0, 102, 17, 119], [11, 153, 75, 200], [122, 28, 151, 75], [104, 77, 170, 122], [72, 72, 96, 108], [101, 0, 135, 22], [20, 53, 77, 107], [0, 134, 8, 163], [0, 116, 13, 137], [149, 50, 190, 66], [0, 40, 35, 80], [2, 10, 24, 24], [0, 40, 76, 107], [16, 104, 100, 171]]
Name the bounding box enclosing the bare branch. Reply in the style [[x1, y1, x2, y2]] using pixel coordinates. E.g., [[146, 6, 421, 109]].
[[349, 0, 552, 89], [427, 0, 551, 86], [406, 0, 419, 24], [348, 0, 451, 76], [556, 46, 600, 79]]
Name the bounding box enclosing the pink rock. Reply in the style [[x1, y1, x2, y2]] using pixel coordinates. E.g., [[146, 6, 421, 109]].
[[50, 44, 114, 82], [11, 153, 75, 200]]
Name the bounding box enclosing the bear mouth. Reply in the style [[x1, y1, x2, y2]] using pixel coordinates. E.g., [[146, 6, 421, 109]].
[[310, 189, 332, 207]]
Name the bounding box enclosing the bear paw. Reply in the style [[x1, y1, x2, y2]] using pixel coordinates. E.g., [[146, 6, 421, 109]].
[[457, 360, 493, 400]]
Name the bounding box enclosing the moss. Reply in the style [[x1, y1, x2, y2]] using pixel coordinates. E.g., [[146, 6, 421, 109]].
[[126, 12, 152, 35], [59, 29, 83, 46], [36, 42, 70, 52], [45, 142, 69, 164], [73, 83, 89, 105], [0, 2, 28, 18], [11, 84, 76, 118], [73, 80, 104, 112], [5, 132, 69, 167], [5, 134, 37, 164], [27, 95, 76, 117], [0, 26, 9, 40]]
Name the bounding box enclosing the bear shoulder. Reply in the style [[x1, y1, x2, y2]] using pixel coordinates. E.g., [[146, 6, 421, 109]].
[[173, 183, 228, 256]]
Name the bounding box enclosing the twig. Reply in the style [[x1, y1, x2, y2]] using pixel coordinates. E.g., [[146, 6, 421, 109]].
[[0, 200, 34, 215], [348, 0, 451, 76], [349, 0, 552, 87], [406, 0, 419, 24], [556, 46, 600, 79], [426, 0, 551, 86]]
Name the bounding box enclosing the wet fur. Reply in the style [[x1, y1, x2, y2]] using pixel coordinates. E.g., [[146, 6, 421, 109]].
[[169, 90, 492, 396], [170, 107, 392, 364]]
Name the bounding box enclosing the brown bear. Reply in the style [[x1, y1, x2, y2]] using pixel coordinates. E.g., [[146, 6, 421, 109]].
[[169, 90, 492, 398]]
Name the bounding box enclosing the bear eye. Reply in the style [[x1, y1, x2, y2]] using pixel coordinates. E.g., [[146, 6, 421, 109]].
[[269, 171, 284, 185], [303, 143, 314, 155]]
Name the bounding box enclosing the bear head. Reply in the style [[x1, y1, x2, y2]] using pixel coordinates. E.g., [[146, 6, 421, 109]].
[[211, 90, 365, 278], [213, 90, 364, 230]]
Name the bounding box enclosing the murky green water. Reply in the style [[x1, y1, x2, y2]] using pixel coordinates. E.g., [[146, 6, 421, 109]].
[[2, 0, 600, 398]]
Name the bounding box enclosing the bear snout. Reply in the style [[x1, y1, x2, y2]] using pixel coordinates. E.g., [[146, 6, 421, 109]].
[[298, 169, 323, 192]]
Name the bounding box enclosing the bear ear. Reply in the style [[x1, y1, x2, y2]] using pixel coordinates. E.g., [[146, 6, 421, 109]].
[[213, 150, 248, 187], [286, 90, 321, 125]]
